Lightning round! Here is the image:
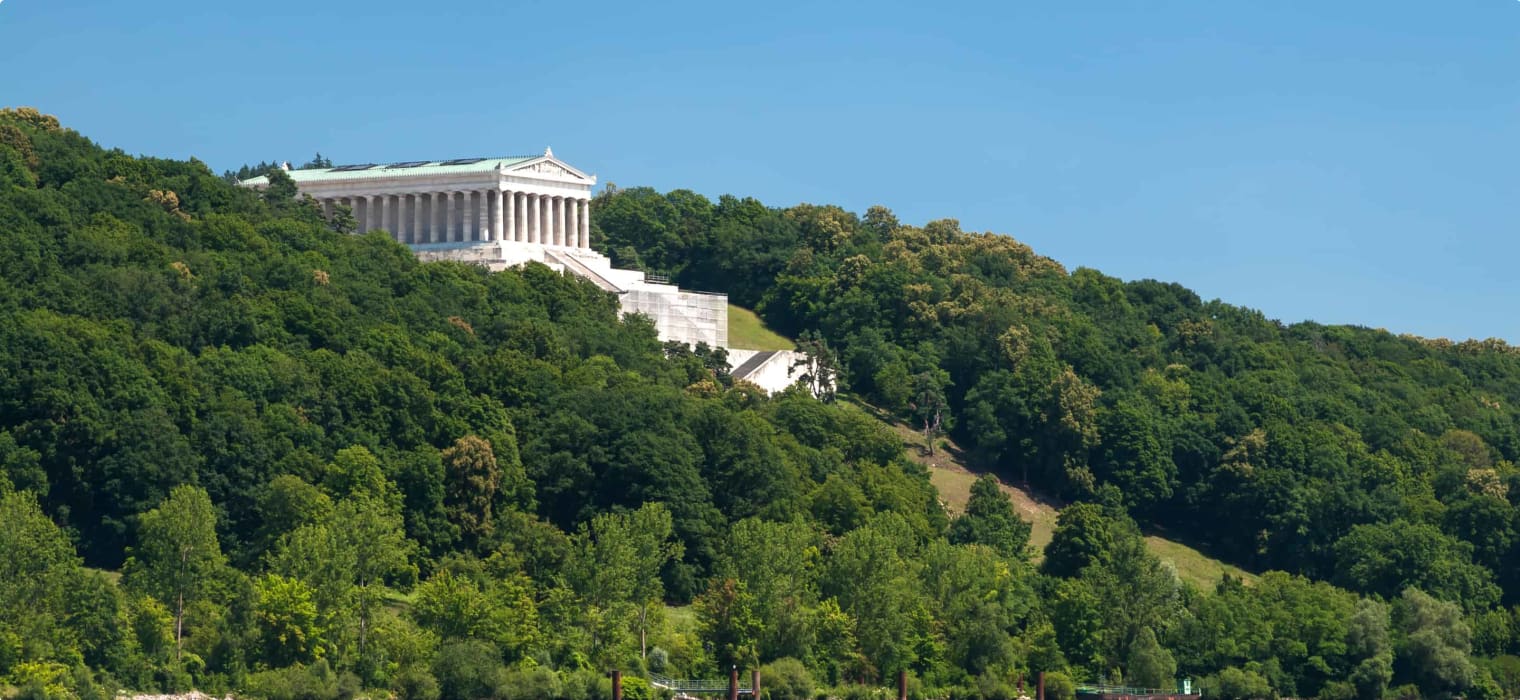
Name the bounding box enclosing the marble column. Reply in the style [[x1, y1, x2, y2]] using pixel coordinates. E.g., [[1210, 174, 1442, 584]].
[[518, 192, 529, 242], [540, 196, 553, 246], [395, 195, 405, 241], [395, 196, 406, 242], [457, 191, 467, 242], [394, 196, 405, 242], [562, 198, 571, 246], [550, 197, 561, 246], [378, 195, 390, 238], [521, 192, 531, 242], [562, 197, 572, 246], [490, 190, 504, 242], [473, 191, 486, 241], [579, 199, 590, 248], [321, 199, 334, 219], [462, 192, 472, 241], [412, 195, 424, 244], [527, 194, 539, 243], [552, 197, 562, 246], [504, 190, 516, 242], [566, 197, 579, 248]]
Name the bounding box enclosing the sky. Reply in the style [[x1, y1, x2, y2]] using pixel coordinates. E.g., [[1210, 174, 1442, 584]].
[[1, 1, 1517, 341]]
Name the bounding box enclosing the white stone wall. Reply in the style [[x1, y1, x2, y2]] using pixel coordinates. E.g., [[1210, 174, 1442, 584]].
[[620, 287, 728, 349], [727, 349, 806, 395]]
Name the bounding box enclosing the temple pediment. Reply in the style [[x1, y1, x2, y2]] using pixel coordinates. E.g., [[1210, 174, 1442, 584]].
[[510, 156, 594, 183]]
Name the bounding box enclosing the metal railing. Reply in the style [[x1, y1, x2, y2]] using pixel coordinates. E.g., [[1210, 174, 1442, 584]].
[[1075, 682, 1193, 696], [648, 672, 752, 694]]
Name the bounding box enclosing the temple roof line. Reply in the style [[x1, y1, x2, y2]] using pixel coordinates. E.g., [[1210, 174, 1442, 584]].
[[240, 152, 592, 186]]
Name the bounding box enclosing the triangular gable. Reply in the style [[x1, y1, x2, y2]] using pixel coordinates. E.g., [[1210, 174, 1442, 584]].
[[509, 156, 595, 183]]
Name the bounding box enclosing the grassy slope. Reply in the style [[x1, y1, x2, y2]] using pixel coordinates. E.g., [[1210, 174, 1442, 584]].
[[876, 409, 1256, 589], [727, 305, 795, 351]]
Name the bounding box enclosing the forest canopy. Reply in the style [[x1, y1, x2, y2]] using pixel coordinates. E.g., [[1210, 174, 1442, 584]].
[[3, 107, 1520, 700]]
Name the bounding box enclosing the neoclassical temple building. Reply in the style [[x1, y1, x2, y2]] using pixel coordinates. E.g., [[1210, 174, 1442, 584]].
[[243, 150, 594, 257], [242, 151, 803, 392]]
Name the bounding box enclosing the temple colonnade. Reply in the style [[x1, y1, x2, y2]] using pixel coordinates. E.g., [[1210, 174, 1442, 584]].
[[319, 190, 591, 248]]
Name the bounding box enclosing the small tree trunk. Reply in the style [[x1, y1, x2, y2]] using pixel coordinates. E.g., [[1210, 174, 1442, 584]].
[[638, 602, 650, 659], [175, 592, 185, 661], [357, 577, 368, 663]]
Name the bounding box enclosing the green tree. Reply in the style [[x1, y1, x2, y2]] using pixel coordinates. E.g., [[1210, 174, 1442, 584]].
[[1206, 667, 1273, 700], [824, 514, 925, 682], [0, 491, 85, 669], [721, 518, 821, 661], [122, 485, 225, 662], [409, 567, 541, 662], [1042, 503, 1115, 578], [1346, 599, 1393, 700], [909, 370, 950, 455], [1333, 521, 1500, 611], [568, 502, 682, 662], [791, 330, 840, 401], [270, 496, 415, 676], [696, 577, 762, 672], [1395, 588, 1477, 698], [1126, 627, 1177, 689], [254, 573, 324, 666], [441, 435, 502, 549], [948, 474, 1032, 562]]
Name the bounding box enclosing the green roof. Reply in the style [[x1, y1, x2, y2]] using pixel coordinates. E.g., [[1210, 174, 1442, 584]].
[[241, 156, 539, 185]]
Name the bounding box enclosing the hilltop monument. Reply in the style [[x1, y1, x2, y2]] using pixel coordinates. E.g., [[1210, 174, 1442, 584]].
[[241, 151, 801, 392]]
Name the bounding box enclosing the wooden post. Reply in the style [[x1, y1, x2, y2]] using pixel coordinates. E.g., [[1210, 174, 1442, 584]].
[[610, 670, 622, 700], [752, 669, 762, 700], [898, 669, 908, 700], [1038, 672, 1045, 700], [729, 666, 739, 700]]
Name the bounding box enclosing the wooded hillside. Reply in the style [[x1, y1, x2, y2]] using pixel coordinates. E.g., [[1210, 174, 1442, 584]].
[[2, 108, 1519, 700]]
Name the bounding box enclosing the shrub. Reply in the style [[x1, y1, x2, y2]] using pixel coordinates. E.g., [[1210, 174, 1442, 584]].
[[1202, 667, 1273, 700], [621, 675, 653, 700], [559, 668, 611, 700], [762, 658, 815, 700], [242, 660, 341, 700], [647, 647, 670, 674], [392, 666, 440, 700], [1042, 671, 1076, 700], [496, 665, 562, 700], [432, 640, 504, 700]]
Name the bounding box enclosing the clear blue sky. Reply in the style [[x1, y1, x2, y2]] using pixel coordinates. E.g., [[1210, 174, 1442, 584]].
[[2, 1, 1517, 340]]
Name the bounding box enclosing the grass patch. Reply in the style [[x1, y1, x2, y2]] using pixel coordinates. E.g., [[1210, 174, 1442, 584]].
[[727, 305, 794, 351], [1143, 535, 1257, 589], [867, 401, 1255, 589], [85, 567, 122, 584]]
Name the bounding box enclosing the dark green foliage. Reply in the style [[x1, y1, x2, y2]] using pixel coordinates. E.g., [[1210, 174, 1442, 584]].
[[761, 657, 816, 700], [430, 640, 503, 700], [948, 475, 1032, 562], [1204, 667, 1273, 700], [242, 660, 345, 700], [7, 109, 1520, 698], [1041, 504, 1115, 578]]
